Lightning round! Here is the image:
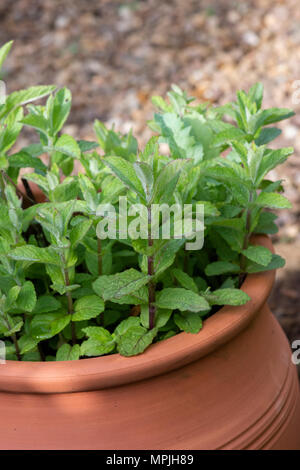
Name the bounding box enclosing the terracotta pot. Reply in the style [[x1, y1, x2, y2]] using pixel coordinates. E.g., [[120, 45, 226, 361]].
[[0, 235, 299, 450]]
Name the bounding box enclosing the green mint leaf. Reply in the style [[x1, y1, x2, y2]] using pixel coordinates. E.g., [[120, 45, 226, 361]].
[[247, 254, 285, 273], [22, 173, 49, 193], [103, 309, 122, 327], [32, 295, 61, 314], [52, 179, 79, 202], [139, 136, 158, 161], [242, 245, 273, 267], [52, 134, 81, 159], [8, 150, 47, 172], [206, 288, 250, 306], [21, 114, 49, 136], [171, 268, 198, 293], [1, 316, 23, 337], [152, 159, 187, 203], [93, 269, 150, 301], [114, 317, 141, 338], [155, 308, 172, 328], [81, 326, 115, 357], [69, 218, 92, 246], [0, 40, 13, 71], [50, 87, 72, 135], [0, 85, 56, 119], [133, 161, 153, 203], [255, 148, 293, 184], [78, 173, 98, 211], [8, 245, 62, 266], [140, 305, 172, 329], [255, 192, 292, 209], [0, 120, 22, 155], [5, 286, 21, 311], [50, 314, 71, 336], [21, 351, 41, 361], [174, 312, 203, 333], [154, 113, 195, 158], [151, 96, 172, 112], [255, 127, 281, 146], [19, 335, 39, 355], [255, 108, 295, 131], [51, 283, 80, 296], [253, 211, 278, 235], [73, 295, 104, 321], [16, 281, 37, 312], [30, 312, 68, 340], [212, 126, 246, 146], [196, 201, 220, 217], [116, 325, 158, 357], [156, 288, 209, 312], [154, 239, 185, 277], [77, 140, 99, 152], [205, 261, 240, 276], [248, 82, 264, 110], [104, 156, 145, 200], [56, 343, 80, 361]]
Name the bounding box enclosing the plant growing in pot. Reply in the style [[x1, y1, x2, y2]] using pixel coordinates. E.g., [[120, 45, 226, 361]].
[[0, 41, 299, 450]]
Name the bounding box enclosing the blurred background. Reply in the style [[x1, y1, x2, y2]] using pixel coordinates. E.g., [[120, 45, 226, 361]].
[[0, 0, 299, 348]]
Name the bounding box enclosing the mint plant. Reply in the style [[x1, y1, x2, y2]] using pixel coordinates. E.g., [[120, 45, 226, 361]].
[[0, 41, 294, 361]]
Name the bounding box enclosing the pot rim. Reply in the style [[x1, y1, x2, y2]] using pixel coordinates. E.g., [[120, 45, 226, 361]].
[[0, 235, 275, 394]]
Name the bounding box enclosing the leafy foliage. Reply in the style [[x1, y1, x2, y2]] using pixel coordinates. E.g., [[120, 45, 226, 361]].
[[0, 41, 293, 361]]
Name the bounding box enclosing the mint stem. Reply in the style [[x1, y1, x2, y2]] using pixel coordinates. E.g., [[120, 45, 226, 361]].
[[97, 235, 104, 327], [4, 314, 21, 361], [0, 171, 7, 202], [148, 206, 156, 329], [21, 178, 36, 204], [12, 333, 21, 361], [3, 171, 35, 204], [63, 265, 77, 345], [238, 193, 253, 287], [38, 342, 45, 361]]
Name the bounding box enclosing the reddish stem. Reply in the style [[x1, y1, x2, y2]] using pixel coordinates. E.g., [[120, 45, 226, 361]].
[[148, 207, 156, 329]]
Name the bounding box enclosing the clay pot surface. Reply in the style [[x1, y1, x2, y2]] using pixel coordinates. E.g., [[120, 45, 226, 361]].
[[0, 235, 299, 449]]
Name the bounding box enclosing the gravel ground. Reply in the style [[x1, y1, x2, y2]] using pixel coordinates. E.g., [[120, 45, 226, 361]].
[[0, 0, 299, 350]]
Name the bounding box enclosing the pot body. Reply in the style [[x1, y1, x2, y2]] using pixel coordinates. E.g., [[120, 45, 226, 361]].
[[0, 303, 299, 450]]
